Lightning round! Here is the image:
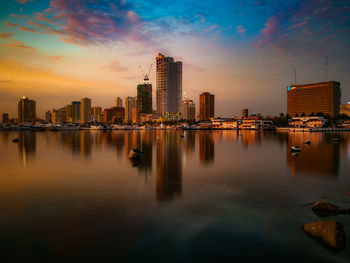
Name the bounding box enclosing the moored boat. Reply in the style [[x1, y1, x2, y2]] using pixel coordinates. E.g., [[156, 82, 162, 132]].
[[291, 145, 301, 152]]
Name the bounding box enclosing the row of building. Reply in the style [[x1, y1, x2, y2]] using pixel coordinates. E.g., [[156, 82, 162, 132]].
[[2, 54, 350, 125], [3, 53, 216, 124]]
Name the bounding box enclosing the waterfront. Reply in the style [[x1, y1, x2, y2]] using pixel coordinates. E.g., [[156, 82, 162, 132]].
[[0, 130, 350, 262]]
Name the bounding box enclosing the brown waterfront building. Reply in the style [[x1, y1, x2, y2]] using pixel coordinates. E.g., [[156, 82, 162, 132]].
[[137, 83, 152, 123], [124, 96, 137, 123], [2, 113, 9, 124], [104, 107, 125, 123], [115, 97, 123, 107], [45, 111, 52, 122], [287, 81, 341, 117], [181, 99, 195, 120], [18, 96, 36, 123], [91, 106, 102, 122], [242, 109, 249, 118], [199, 92, 215, 120]]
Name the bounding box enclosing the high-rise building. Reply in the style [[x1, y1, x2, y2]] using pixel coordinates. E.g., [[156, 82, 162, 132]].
[[52, 107, 66, 123], [199, 92, 215, 120], [18, 96, 36, 123], [104, 107, 125, 123], [72, 101, 81, 123], [115, 97, 123, 107], [2, 113, 9, 124], [125, 96, 137, 123], [91, 106, 102, 122], [242, 109, 249, 118], [45, 111, 52, 122], [80, 98, 91, 123], [156, 53, 182, 114], [137, 83, 152, 122], [98, 112, 104, 123], [65, 104, 73, 122], [181, 99, 195, 120], [132, 108, 138, 123], [287, 81, 341, 117]]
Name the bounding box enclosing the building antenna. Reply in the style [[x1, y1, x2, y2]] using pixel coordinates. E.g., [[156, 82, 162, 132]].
[[294, 68, 297, 85], [325, 54, 328, 81]]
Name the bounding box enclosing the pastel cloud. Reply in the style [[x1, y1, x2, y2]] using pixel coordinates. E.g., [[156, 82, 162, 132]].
[[5, 0, 154, 47], [7, 40, 37, 51], [256, 0, 350, 56], [0, 32, 14, 39], [102, 61, 127, 72], [4, 21, 36, 32], [236, 25, 246, 34], [14, 0, 35, 4], [48, 56, 63, 61], [0, 59, 91, 93], [257, 15, 280, 46]]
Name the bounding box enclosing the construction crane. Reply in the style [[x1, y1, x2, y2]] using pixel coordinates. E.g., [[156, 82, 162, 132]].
[[137, 63, 153, 83]]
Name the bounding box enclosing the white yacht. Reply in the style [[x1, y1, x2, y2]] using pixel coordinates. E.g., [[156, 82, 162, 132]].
[[89, 125, 105, 130]]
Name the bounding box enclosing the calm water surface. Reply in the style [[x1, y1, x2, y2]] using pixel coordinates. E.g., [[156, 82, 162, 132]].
[[0, 130, 350, 262]]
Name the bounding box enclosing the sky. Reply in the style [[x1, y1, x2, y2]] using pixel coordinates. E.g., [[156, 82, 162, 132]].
[[0, 0, 350, 119]]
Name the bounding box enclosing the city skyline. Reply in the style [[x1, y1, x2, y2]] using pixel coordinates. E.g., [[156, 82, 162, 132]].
[[1, 0, 350, 118]]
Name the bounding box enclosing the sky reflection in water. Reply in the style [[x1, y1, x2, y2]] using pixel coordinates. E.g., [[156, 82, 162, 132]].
[[0, 130, 349, 262]]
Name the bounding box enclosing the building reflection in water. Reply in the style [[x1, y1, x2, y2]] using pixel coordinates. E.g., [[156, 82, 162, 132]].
[[199, 131, 214, 165], [2, 131, 10, 145], [240, 130, 261, 147], [104, 131, 124, 157], [184, 131, 195, 156], [287, 133, 340, 178], [125, 131, 153, 176], [156, 131, 182, 202], [18, 131, 36, 166], [58, 131, 92, 158]]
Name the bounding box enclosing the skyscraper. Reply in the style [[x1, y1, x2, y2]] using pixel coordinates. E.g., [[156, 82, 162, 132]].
[[72, 101, 81, 123], [287, 81, 341, 117], [80, 98, 91, 123], [137, 83, 152, 122], [65, 104, 73, 122], [242, 109, 249, 118], [104, 107, 125, 123], [2, 113, 9, 124], [115, 97, 123, 107], [125, 96, 137, 123], [156, 53, 182, 114], [91, 106, 102, 122], [199, 92, 215, 120], [45, 111, 52, 123], [181, 99, 195, 120], [18, 96, 36, 123], [52, 107, 66, 123]]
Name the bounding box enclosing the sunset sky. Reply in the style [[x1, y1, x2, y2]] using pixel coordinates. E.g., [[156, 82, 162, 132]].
[[1, 0, 350, 118]]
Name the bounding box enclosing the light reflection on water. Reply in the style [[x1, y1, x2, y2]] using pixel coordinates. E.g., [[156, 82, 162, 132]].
[[0, 130, 349, 262]]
